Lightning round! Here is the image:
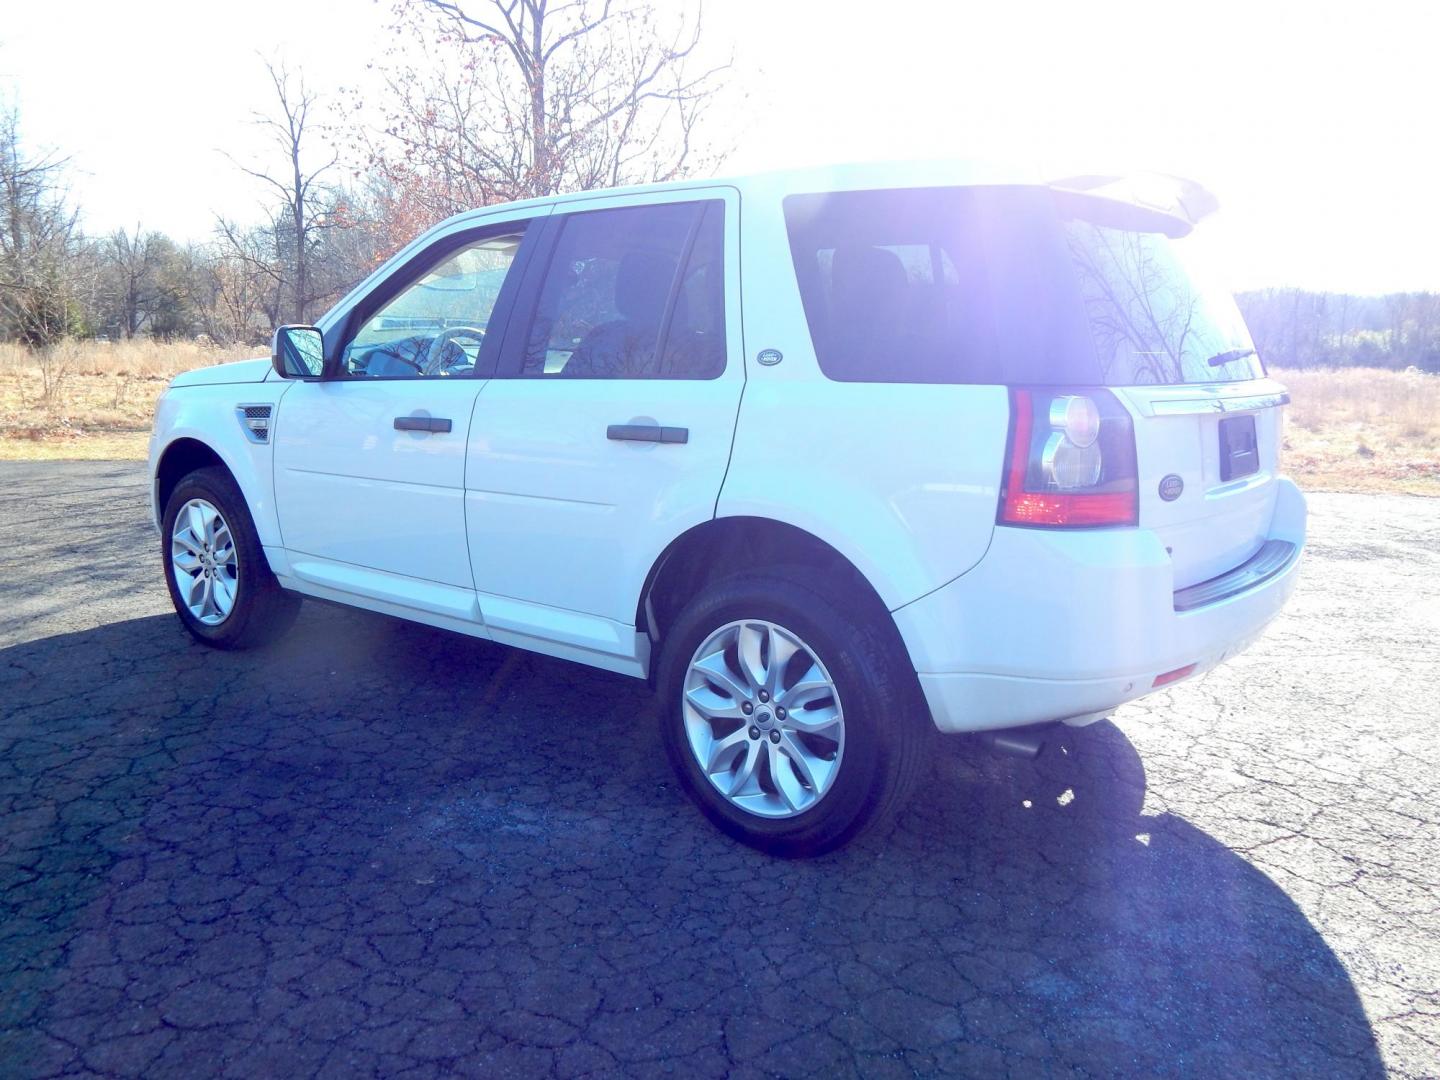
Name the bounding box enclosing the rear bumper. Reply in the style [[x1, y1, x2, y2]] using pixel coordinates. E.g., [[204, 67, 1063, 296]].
[[894, 478, 1307, 733]]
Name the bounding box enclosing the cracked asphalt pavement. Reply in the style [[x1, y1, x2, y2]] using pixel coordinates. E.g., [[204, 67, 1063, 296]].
[[1, 461, 1437, 1078]]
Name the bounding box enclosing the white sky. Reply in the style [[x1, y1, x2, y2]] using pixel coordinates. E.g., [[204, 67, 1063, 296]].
[[2, 0, 1436, 294]]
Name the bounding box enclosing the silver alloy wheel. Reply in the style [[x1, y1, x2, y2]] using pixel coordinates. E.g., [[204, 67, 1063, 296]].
[[170, 498, 238, 626], [682, 619, 846, 819]]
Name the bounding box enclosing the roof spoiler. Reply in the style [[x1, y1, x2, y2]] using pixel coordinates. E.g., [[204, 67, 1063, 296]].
[[1048, 173, 1221, 228]]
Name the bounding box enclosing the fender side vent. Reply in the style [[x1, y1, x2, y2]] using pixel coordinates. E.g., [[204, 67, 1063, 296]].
[[237, 404, 273, 444]]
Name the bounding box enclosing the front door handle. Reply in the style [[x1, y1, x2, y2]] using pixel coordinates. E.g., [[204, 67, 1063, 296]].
[[394, 416, 452, 433], [607, 423, 688, 444]]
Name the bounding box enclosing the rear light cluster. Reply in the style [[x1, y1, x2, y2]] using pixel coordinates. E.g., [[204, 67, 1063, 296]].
[[999, 388, 1138, 528]]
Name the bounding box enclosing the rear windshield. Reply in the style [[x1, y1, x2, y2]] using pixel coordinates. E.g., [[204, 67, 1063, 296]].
[[783, 186, 1263, 386]]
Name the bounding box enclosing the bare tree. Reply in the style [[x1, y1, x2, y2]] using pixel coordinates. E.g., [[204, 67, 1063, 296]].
[[211, 217, 286, 339], [228, 59, 340, 322], [0, 107, 84, 347], [352, 0, 731, 252], [101, 226, 165, 337]]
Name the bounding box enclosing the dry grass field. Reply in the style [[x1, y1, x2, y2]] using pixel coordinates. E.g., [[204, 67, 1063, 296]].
[[0, 341, 258, 462], [1, 343, 1436, 495], [1274, 367, 1440, 495]]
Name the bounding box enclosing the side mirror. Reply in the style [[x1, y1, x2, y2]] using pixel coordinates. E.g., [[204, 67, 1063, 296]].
[[271, 325, 326, 378]]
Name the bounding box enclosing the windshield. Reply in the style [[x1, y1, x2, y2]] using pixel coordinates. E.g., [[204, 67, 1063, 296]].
[[1063, 216, 1263, 384]]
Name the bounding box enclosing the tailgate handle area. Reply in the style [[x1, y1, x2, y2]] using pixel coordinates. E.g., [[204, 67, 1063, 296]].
[[1148, 391, 1291, 417]]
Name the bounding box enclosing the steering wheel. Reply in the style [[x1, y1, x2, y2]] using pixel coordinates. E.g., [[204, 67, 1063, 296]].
[[422, 326, 487, 377]]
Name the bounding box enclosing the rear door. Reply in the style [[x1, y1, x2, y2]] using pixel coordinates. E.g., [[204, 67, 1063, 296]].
[[1118, 381, 1288, 588], [464, 188, 743, 667]]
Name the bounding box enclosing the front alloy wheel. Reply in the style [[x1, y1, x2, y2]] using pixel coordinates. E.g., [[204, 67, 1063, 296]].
[[170, 498, 238, 625], [161, 465, 300, 650], [684, 619, 846, 818]]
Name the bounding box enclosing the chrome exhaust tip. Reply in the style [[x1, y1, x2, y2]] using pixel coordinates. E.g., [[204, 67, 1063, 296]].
[[978, 725, 1056, 760]]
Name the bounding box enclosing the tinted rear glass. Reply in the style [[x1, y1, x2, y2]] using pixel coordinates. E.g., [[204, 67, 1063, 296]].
[[783, 186, 1262, 386], [1063, 217, 1261, 384]]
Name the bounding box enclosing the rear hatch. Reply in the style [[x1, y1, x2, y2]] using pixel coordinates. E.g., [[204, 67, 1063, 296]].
[[1056, 196, 1283, 589], [1117, 381, 1286, 588], [773, 180, 1285, 593]]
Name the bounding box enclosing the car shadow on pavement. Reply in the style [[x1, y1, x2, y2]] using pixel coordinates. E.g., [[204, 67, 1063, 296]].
[[0, 606, 1385, 1078]]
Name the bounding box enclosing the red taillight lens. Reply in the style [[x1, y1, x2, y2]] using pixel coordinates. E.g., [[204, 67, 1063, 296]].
[[999, 388, 1138, 528]]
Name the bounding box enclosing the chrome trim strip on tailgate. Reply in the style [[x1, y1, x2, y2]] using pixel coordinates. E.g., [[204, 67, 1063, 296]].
[[1151, 392, 1291, 416], [1173, 539, 1299, 612], [1122, 378, 1292, 418]]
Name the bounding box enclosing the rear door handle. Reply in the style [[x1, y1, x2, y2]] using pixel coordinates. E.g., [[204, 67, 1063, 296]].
[[394, 416, 452, 433], [607, 423, 688, 444]]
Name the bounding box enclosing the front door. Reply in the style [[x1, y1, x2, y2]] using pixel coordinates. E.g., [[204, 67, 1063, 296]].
[[465, 190, 744, 665], [273, 217, 539, 605]]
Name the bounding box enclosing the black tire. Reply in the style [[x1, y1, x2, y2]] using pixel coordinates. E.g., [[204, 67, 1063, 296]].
[[161, 466, 301, 649], [656, 568, 932, 857]]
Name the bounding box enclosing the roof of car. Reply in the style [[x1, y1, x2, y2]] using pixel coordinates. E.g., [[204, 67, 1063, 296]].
[[319, 159, 1217, 334], [445, 159, 1217, 232]]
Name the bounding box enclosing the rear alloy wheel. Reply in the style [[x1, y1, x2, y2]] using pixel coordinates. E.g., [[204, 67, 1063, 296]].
[[683, 619, 846, 819], [658, 570, 930, 856], [161, 466, 300, 649]]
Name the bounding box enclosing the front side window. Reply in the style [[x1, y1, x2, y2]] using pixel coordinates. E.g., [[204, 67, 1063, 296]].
[[341, 231, 526, 378], [520, 200, 726, 379]]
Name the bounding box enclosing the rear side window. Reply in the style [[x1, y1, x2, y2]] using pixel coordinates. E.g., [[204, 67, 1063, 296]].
[[784, 186, 1261, 386], [519, 200, 726, 379], [659, 203, 727, 377]]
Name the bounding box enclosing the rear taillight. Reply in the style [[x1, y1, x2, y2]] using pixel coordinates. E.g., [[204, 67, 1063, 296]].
[[999, 388, 1138, 528]]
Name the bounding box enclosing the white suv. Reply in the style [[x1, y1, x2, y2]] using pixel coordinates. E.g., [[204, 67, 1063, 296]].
[[149, 162, 1306, 855]]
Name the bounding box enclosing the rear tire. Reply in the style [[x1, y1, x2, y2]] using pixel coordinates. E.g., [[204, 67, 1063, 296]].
[[656, 569, 931, 856], [161, 466, 300, 650]]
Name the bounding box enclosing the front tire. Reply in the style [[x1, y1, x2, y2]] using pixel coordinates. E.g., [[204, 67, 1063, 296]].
[[161, 466, 300, 649], [656, 570, 930, 856]]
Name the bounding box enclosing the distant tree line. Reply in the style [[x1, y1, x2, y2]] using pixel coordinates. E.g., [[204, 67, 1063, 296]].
[[0, 0, 729, 349], [0, 95, 387, 348], [1236, 289, 1440, 373]]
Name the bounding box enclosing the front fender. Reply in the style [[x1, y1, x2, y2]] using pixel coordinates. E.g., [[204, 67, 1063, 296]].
[[149, 382, 293, 547]]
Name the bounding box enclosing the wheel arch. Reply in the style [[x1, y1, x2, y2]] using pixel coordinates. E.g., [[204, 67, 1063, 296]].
[[155, 438, 231, 519], [152, 431, 281, 551], [637, 516, 912, 685]]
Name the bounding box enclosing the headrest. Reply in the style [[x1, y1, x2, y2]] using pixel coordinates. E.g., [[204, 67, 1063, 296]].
[[831, 246, 908, 305], [615, 251, 678, 325]]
